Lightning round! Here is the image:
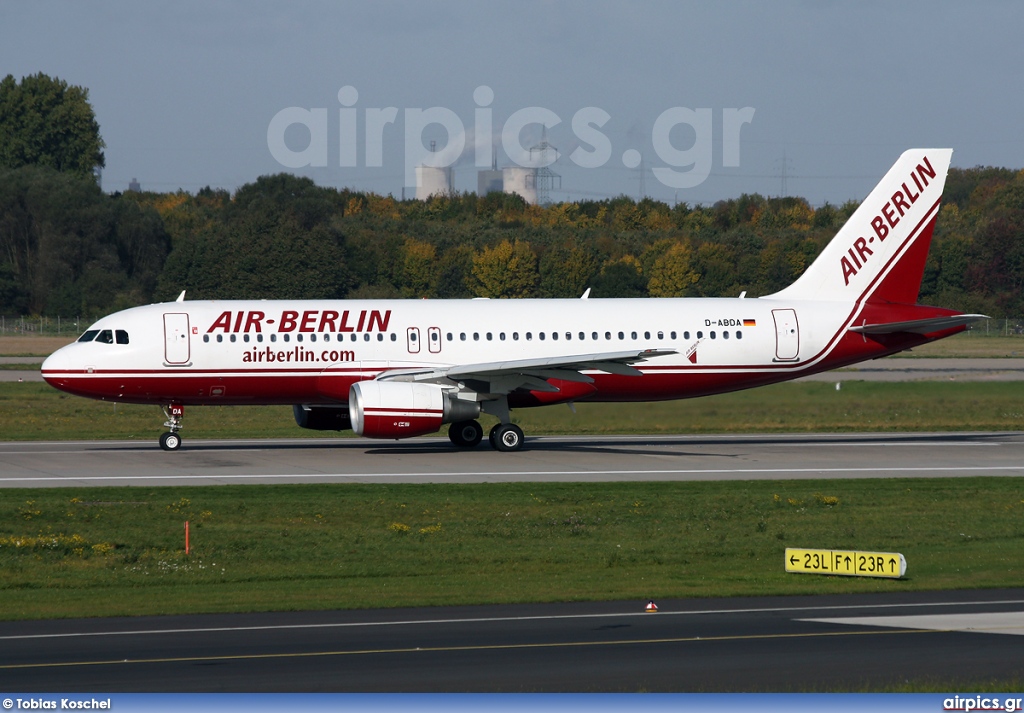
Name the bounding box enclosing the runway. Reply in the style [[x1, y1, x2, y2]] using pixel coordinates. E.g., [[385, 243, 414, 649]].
[[2, 589, 1022, 691], [2, 431, 1023, 487]]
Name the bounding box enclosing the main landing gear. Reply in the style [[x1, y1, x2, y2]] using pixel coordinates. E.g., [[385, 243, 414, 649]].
[[160, 403, 184, 451], [447, 396, 525, 452], [489, 423, 524, 452], [448, 420, 483, 448], [447, 419, 524, 451]]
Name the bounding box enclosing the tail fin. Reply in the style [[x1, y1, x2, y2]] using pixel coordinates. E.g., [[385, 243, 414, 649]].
[[768, 149, 952, 304]]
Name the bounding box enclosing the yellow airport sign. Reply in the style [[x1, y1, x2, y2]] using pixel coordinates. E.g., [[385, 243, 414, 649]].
[[785, 548, 906, 578]]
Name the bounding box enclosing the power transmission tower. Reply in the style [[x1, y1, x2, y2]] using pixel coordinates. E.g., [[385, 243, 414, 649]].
[[774, 151, 795, 198], [528, 127, 561, 206]]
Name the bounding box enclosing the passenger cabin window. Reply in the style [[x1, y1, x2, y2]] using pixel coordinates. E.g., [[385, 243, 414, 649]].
[[78, 330, 99, 343]]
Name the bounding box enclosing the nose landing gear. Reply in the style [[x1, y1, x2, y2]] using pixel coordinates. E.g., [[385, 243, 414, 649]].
[[160, 403, 184, 451]]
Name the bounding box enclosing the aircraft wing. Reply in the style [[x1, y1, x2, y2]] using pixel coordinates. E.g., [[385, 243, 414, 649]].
[[378, 349, 676, 394], [849, 314, 988, 335]]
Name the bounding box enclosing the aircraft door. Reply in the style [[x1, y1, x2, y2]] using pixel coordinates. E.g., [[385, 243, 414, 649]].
[[163, 313, 191, 365], [428, 326, 441, 354], [772, 309, 799, 361], [407, 326, 421, 354]]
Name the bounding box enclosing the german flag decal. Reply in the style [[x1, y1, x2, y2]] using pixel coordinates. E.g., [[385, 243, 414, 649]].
[[743, 319, 756, 327]]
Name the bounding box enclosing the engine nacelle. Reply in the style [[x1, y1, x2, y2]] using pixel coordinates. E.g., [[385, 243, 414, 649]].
[[349, 381, 480, 439], [293, 404, 352, 431]]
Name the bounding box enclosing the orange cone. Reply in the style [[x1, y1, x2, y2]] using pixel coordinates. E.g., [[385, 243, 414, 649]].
[[645, 600, 658, 612]]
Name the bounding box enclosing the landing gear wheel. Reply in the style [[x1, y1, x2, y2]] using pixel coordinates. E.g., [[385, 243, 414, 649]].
[[159, 431, 182, 451], [490, 424, 524, 452], [448, 420, 483, 448]]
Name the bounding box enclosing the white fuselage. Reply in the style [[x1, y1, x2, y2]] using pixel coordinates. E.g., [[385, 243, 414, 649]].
[[41, 295, 901, 407]]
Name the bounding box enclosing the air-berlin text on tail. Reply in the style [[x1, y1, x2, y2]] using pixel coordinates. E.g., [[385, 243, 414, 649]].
[[207, 309, 392, 334], [840, 154, 937, 286]]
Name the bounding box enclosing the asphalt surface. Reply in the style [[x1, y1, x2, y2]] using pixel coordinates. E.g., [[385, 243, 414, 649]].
[[2, 590, 1022, 691], [2, 431, 1023, 487]]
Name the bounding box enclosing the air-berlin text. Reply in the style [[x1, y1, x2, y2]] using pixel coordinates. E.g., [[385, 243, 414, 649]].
[[840, 155, 936, 286], [207, 309, 391, 334]]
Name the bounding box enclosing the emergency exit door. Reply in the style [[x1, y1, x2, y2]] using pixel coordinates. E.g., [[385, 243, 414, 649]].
[[772, 308, 799, 361], [163, 313, 191, 364]]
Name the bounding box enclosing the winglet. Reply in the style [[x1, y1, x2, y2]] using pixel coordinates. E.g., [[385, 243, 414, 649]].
[[176, 290, 186, 303]]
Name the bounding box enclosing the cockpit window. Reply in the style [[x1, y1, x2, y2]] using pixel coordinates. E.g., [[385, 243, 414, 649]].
[[77, 330, 99, 343], [115, 330, 129, 344], [95, 330, 114, 344]]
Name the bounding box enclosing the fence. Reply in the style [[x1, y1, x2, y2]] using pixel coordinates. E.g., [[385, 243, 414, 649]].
[[0, 316, 100, 337]]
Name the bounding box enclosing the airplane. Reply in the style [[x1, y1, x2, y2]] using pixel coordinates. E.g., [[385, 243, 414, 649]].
[[41, 149, 985, 452]]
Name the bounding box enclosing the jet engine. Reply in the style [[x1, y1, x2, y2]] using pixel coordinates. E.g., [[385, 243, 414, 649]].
[[349, 381, 480, 439], [293, 404, 352, 431]]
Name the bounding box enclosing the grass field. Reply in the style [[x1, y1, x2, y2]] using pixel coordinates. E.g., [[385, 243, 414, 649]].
[[2, 478, 1023, 621]]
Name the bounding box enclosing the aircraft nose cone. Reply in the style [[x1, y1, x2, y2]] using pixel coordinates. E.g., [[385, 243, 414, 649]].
[[40, 345, 76, 389]]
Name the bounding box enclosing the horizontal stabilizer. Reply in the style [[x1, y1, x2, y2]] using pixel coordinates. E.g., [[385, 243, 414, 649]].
[[849, 314, 988, 335]]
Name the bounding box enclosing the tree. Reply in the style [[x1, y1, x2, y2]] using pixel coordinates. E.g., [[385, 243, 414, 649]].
[[647, 241, 700, 297], [470, 239, 539, 298], [401, 238, 437, 297], [538, 240, 599, 297], [591, 256, 647, 298], [0, 73, 105, 175]]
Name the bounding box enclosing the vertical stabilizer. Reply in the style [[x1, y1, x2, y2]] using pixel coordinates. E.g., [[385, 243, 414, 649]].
[[767, 149, 952, 304]]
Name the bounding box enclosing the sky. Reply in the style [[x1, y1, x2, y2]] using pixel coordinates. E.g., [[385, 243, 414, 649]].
[[3, 0, 1023, 207]]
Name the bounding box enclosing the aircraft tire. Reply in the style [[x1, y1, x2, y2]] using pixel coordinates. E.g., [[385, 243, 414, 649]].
[[159, 432, 182, 451], [491, 424, 524, 452], [448, 420, 483, 448]]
